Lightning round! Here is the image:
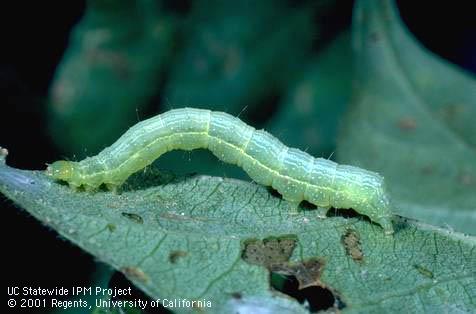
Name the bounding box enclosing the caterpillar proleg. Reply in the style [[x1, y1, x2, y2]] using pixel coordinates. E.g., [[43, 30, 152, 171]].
[[46, 108, 394, 234]]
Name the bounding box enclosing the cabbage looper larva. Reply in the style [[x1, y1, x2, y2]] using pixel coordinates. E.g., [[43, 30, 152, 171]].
[[47, 108, 394, 234]]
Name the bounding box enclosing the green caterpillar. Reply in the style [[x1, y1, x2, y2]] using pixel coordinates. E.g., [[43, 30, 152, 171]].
[[47, 108, 394, 234]]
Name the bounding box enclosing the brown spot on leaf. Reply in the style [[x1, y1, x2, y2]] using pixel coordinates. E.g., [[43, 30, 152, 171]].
[[192, 300, 208, 311], [241, 236, 329, 291], [121, 266, 148, 283], [369, 32, 380, 43], [413, 264, 434, 279], [231, 292, 242, 299], [458, 173, 474, 186], [121, 212, 143, 224], [242, 236, 297, 267], [397, 117, 417, 131], [106, 223, 116, 232], [341, 229, 364, 262], [271, 258, 326, 290], [169, 250, 188, 264], [421, 165, 435, 175], [439, 103, 465, 121]]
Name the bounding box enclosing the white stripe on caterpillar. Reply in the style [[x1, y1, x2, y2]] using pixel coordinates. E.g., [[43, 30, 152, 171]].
[[46, 108, 394, 234]]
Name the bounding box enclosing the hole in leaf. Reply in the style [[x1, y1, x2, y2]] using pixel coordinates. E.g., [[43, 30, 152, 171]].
[[270, 272, 345, 313], [326, 207, 373, 224], [299, 200, 317, 211], [266, 186, 283, 199]]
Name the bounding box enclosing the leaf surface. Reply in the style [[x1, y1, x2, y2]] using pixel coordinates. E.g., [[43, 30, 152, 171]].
[[1, 149, 474, 313]]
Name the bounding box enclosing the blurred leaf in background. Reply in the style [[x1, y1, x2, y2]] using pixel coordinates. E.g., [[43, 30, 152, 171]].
[[266, 31, 352, 158], [337, 0, 476, 234], [162, 0, 315, 116], [48, 0, 177, 158]]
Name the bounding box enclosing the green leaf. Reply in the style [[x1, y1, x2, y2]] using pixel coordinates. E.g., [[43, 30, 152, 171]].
[[1, 150, 475, 313], [337, 0, 476, 234], [163, 0, 314, 115], [266, 31, 352, 158], [48, 0, 176, 157]]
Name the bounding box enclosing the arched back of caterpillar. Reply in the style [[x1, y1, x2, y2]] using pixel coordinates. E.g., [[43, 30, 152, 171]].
[[47, 108, 394, 234]]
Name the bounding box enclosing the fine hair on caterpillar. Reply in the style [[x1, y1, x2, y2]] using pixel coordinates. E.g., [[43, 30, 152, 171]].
[[46, 108, 394, 234]]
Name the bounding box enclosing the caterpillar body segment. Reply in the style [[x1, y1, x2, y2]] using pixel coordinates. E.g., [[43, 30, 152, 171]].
[[46, 108, 394, 234]]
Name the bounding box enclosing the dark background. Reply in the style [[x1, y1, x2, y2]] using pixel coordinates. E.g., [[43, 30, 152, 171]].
[[1, 0, 475, 312]]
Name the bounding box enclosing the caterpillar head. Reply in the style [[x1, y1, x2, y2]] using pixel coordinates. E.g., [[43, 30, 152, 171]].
[[338, 166, 394, 235], [46, 160, 75, 181], [369, 186, 394, 235]]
